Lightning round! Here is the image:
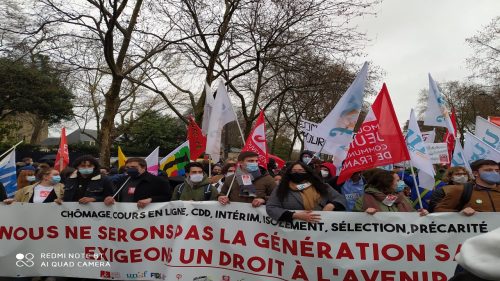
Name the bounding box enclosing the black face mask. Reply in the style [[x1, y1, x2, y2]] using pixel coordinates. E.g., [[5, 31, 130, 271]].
[[289, 172, 309, 183], [126, 168, 140, 178]]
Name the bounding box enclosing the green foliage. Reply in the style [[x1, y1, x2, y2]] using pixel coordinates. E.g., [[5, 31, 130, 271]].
[[0, 55, 74, 124], [270, 134, 293, 161], [117, 111, 187, 155], [68, 143, 100, 156]]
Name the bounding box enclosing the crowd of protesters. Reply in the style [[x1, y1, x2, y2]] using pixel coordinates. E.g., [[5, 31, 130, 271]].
[[1, 150, 500, 281]]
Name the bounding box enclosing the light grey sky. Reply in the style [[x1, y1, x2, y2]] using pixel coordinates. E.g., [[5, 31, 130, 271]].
[[53, 1, 499, 137], [355, 0, 500, 125]]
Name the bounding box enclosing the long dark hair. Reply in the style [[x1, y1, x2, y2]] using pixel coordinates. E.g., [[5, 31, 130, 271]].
[[367, 170, 396, 194], [276, 161, 329, 202]]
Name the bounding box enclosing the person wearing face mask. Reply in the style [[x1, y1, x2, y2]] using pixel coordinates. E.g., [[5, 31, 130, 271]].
[[171, 162, 217, 201], [435, 159, 500, 214], [210, 163, 237, 193], [57, 155, 115, 204], [218, 151, 276, 208], [104, 158, 171, 208], [353, 170, 428, 216], [299, 150, 315, 166], [392, 165, 432, 210], [428, 167, 471, 212], [319, 161, 337, 185], [17, 169, 36, 190], [331, 171, 366, 212], [3, 167, 64, 204], [208, 164, 225, 192], [266, 161, 346, 222]]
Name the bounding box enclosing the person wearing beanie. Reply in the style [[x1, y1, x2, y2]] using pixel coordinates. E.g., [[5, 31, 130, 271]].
[[449, 227, 500, 281]]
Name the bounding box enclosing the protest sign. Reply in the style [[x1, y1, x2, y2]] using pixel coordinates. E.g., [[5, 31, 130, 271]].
[[425, 143, 450, 164], [299, 119, 326, 153], [1, 202, 498, 280]]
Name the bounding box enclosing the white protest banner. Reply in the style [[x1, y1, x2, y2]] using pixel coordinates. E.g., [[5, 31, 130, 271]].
[[475, 116, 500, 151], [464, 133, 500, 164], [1, 202, 499, 280], [425, 143, 450, 164], [421, 130, 436, 143], [298, 119, 326, 154]]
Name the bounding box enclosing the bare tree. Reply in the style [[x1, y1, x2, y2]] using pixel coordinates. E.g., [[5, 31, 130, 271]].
[[417, 81, 497, 144], [467, 16, 500, 89]]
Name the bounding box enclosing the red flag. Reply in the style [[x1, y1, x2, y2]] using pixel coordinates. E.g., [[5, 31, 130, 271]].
[[268, 154, 285, 169], [187, 116, 207, 161], [242, 111, 268, 167], [443, 109, 457, 160], [337, 84, 410, 183], [54, 127, 69, 172], [489, 116, 500, 127]]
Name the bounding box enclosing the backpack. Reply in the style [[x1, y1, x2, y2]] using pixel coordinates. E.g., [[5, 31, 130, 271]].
[[456, 182, 474, 211], [177, 183, 213, 201]]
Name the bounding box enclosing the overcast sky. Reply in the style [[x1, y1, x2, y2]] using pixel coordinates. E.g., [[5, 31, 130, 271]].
[[355, 0, 500, 125], [53, 1, 500, 137]]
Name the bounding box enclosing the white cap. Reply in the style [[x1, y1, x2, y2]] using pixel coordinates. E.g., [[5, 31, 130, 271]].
[[455, 227, 500, 280]]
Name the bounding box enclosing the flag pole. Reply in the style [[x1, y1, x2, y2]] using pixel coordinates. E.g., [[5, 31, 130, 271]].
[[208, 154, 212, 178], [225, 163, 239, 197], [112, 177, 132, 199], [408, 162, 424, 210], [0, 140, 23, 160], [235, 119, 246, 146]]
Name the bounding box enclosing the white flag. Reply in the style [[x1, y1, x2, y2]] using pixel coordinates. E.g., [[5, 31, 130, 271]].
[[463, 133, 500, 165], [475, 116, 500, 151], [451, 138, 472, 174], [205, 81, 238, 163], [406, 109, 435, 189], [311, 62, 369, 166], [423, 74, 455, 136], [145, 147, 159, 176], [421, 129, 436, 143], [201, 81, 215, 135]]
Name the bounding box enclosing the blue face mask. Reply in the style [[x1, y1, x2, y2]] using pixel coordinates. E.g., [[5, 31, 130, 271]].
[[51, 176, 61, 184], [479, 171, 500, 184], [395, 180, 406, 193], [302, 157, 312, 165], [246, 162, 259, 172], [26, 176, 36, 182], [78, 168, 94, 175]]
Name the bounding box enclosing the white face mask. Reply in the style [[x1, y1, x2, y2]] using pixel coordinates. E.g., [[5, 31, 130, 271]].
[[190, 174, 204, 183], [225, 172, 235, 177], [452, 175, 468, 184], [320, 170, 330, 178]]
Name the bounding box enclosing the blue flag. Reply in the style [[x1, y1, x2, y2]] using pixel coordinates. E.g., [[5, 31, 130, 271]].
[[0, 150, 17, 198]]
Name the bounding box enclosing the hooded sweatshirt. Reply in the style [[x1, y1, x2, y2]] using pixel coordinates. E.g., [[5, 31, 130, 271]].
[[171, 176, 218, 201]]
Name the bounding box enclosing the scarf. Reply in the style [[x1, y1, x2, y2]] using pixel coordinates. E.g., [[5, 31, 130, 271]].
[[363, 187, 414, 212], [289, 182, 321, 211]]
